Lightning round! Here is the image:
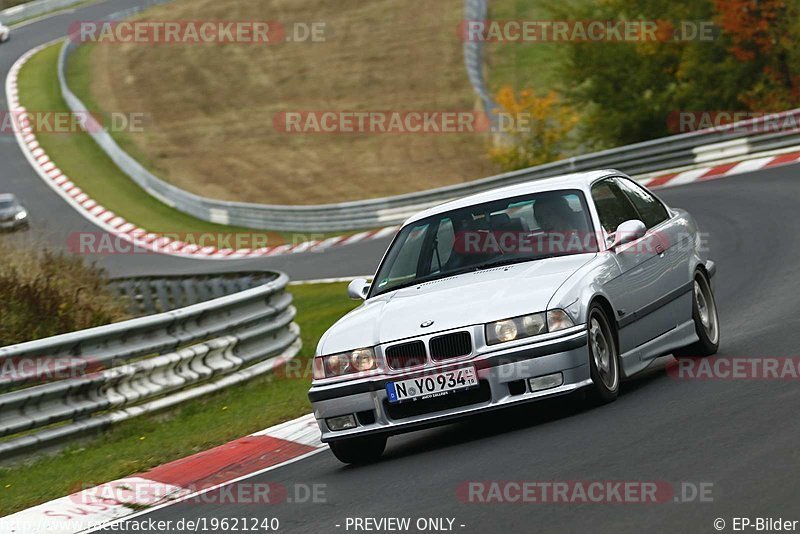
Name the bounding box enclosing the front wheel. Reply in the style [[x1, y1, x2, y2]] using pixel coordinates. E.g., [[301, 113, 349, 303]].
[[674, 271, 719, 358], [587, 305, 620, 404], [328, 434, 387, 465]]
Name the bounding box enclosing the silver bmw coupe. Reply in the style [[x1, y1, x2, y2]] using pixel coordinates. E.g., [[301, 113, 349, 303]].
[[309, 169, 719, 464]]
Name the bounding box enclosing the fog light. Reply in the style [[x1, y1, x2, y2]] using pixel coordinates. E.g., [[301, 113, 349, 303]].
[[326, 414, 357, 431], [528, 372, 564, 392]]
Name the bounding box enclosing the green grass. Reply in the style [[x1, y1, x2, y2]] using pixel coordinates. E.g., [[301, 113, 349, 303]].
[[0, 282, 359, 516], [16, 43, 339, 246], [486, 0, 587, 94], [67, 44, 163, 174], [7, 0, 97, 27]]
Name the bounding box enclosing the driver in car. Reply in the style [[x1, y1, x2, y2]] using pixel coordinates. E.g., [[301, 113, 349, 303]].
[[533, 195, 595, 254]]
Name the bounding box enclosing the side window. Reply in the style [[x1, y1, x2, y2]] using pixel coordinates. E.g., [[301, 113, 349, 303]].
[[591, 179, 640, 234], [614, 178, 670, 229]]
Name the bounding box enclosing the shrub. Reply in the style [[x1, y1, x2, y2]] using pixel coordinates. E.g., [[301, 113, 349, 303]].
[[0, 240, 129, 346]]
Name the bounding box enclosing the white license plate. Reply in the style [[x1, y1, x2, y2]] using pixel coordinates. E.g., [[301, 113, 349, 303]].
[[386, 367, 478, 403]]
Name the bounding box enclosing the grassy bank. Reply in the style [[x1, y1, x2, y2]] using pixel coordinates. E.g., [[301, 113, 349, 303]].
[[0, 282, 358, 516], [16, 43, 332, 246], [81, 0, 497, 205]]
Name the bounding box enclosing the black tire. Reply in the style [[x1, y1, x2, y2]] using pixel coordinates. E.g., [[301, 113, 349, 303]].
[[328, 434, 387, 465], [587, 305, 620, 404], [674, 271, 719, 359]]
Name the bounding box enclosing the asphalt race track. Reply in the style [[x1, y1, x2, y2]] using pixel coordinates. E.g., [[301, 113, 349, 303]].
[[93, 165, 800, 533], [4, 2, 800, 532], [0, 0, 391, 281]]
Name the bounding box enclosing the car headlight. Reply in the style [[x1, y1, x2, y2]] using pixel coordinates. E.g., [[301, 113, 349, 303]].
[[486, 313, 546, 345], [485, 309, 575, 345], [313, 347, 377, 379], [14, 211, 27, 221]]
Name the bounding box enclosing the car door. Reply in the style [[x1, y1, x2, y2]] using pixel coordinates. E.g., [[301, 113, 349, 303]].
[[591, 178, 672, 358], [614, 177, 694, 330]]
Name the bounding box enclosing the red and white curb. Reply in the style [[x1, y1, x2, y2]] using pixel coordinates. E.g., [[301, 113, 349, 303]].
[[5, 43, 398, 260], [637, 149, 800, 189], [0, 414, 324, 534], [7, 44, 800, 261]]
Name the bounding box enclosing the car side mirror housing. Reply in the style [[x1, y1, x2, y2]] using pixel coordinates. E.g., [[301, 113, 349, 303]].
[[611, 220, 647, 249], [347, 278, 370, 300]]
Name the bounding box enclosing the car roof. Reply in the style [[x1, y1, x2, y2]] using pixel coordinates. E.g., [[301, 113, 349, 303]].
[[0, 194, 19, 202], [403, 168, 621, 226]]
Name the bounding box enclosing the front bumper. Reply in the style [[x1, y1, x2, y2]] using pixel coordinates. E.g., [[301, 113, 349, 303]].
[[309, 328, 591, 442], [0, 218, 26, 230]]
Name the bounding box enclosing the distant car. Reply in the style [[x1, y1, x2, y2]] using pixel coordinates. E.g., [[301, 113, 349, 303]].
[[0, 23, 9, 43], [0, 194, 29, 230], [309, 169, 719, 464]]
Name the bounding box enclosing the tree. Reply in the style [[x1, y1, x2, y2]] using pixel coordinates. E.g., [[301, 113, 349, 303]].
[[712, 0, 800, 109], [489, 87, 578, 171], [541, 0, 800, 147]]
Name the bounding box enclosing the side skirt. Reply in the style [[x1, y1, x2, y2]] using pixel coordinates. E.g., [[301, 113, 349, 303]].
[[619, 320, 697, 378]]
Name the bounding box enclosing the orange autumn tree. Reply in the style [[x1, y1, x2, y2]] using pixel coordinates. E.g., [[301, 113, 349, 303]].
[[489, 87, 578, 171], [713, 0, 800, 109]]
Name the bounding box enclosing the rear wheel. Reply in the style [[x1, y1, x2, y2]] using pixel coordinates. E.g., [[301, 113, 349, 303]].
[[328, 434, 387, 464], [587, 305, 620, 404], [674, 271, 719, 358]]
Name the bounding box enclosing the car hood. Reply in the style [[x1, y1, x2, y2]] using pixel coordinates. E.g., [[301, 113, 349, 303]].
[[319, 254, 594, 354]]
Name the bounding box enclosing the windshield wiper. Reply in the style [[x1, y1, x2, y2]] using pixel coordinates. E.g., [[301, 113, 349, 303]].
[[473, 256, 540, 271]]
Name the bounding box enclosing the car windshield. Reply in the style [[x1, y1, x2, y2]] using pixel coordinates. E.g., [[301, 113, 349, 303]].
[[370, 189, 598, 297], [0, 199, 18, 209]]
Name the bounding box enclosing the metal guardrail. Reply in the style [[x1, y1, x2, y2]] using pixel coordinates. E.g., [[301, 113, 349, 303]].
[[463, 0, 497, 127], [55, 6, 800, 232], [0, 271, 301, 459], [109, 272, 280, 315], [1, 0, 84, 25]]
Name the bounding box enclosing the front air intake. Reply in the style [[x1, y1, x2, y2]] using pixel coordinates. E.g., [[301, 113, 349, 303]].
[[385, 340, 427, 369], [429, 331, 472, 361]]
